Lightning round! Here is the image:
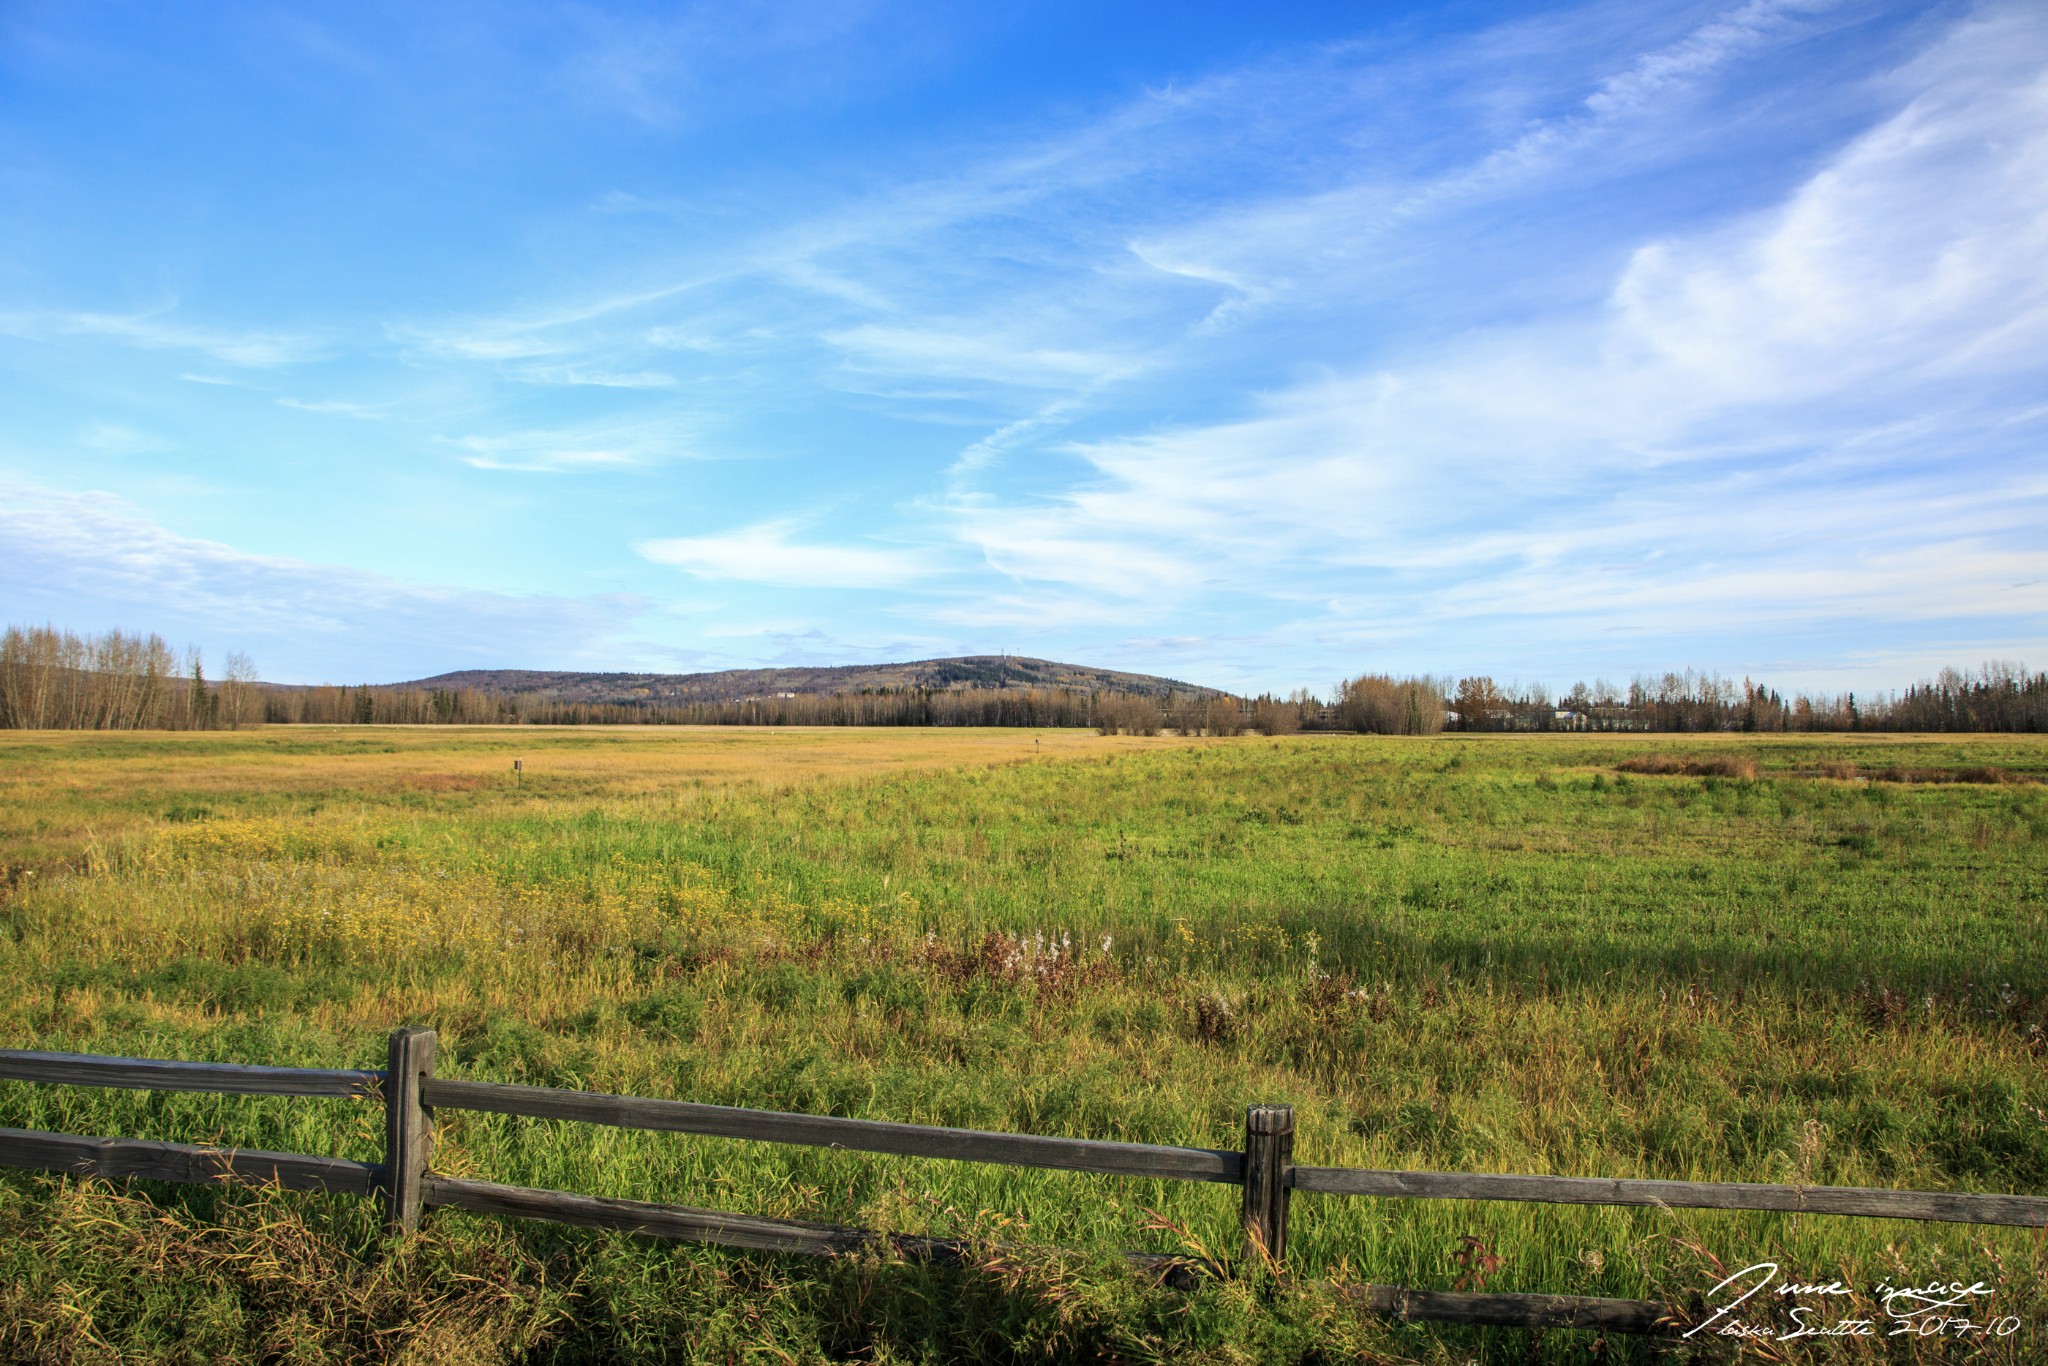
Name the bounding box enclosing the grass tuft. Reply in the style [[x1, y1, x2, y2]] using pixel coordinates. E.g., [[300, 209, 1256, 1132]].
[[1614, 754, 1761, 780]]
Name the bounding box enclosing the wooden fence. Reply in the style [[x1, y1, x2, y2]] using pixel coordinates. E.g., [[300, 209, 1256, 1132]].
[[4, 1030, 2045, 1339]]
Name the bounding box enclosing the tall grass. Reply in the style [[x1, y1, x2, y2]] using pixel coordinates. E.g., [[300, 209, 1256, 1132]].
[[0, 727, 2043, 1362]]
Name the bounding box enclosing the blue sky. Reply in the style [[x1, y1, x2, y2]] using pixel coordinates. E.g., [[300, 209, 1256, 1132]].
[[2, 0, 2043, 694]]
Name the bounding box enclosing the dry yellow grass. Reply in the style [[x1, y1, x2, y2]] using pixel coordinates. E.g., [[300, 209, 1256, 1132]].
[[0, 724, 1194, 868]]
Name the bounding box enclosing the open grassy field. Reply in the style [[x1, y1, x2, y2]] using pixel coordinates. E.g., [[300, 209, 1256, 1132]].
[[1, 725, 2044, 1364]]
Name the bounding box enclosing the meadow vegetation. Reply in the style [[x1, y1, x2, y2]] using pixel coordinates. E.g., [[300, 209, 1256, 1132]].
[[0, 726, 2043, 1363]]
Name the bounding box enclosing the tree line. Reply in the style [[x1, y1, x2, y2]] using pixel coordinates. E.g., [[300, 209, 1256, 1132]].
[[263, 682, 1118, 729], [1439, 664, 2047, 733], [4, 623, 2043, 733], [0, 626, 259, 730]]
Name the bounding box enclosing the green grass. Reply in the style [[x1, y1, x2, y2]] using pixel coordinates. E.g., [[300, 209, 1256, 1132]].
[[1, 727, 2044, 1363]]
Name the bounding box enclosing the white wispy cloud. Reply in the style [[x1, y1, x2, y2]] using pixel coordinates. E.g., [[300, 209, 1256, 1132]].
[[1119, 0, 1832, 327], [824, 324, 1130, 389], [392, 326, 569, 362], [77, 421, 173, 455], [513, 365, 678, 389], [0, 478, 648, 681], [930, 3, 2048, 658], [446, 421, 701, 472], [0, 307, 312, 366], [369, 29, 1313, 424], [278, 397, 386, 419], [1610, 8, 2048, 399], [554, 3, 887, 128], [375, 1, 1856, 501], [640, 518, 937, 588]]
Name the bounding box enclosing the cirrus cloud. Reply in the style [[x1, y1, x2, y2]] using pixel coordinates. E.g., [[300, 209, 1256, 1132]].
[[640, 519, 937, 588]]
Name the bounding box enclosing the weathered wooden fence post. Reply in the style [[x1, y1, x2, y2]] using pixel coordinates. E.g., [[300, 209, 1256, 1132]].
[[384, 1026, 437, 1234], [1241, 1103, 1294, 1268]]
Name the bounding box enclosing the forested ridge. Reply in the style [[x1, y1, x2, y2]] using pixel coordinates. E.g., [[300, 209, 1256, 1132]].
[[4, 623, 2043, 732]]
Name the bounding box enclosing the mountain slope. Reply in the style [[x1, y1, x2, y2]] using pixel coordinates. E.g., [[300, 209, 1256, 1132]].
[[389, 656, 1217, 704]]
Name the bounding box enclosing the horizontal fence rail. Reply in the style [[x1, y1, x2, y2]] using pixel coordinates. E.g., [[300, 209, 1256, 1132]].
[[425, 1076, 1242, 1184], [0, 1125, 382, 1197], [1291, 1165, 2048, 1228], [1338, 1283, 1676, 1335], [6, 1032, 2046, 1340], [0, 1049, 385, 1100]]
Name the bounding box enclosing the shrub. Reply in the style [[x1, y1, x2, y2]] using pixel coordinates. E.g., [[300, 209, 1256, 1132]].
[[1614, 755, 1760, 780], [1094, 695, 1163, 736], [1336, 674, 1445, 735]]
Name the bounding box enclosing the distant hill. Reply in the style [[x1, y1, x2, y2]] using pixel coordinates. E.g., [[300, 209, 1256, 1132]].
[[386, 656, 1219, 705]]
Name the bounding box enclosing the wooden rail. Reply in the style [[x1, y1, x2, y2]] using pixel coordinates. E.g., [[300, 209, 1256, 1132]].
[[0, 1049, 384, 1099], [1338, 1283, 1675, 1335], [0, 1125, 381, 1196], [424, 1076, 1241, 1183], [1291, 1165, 2048, 1227], [7, 1031, 2046, 1341]]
